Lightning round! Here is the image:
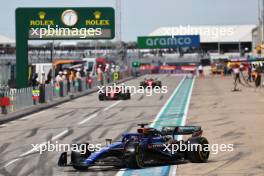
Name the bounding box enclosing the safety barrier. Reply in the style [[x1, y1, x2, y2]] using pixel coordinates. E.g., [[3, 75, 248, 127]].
[[0, 70, 131, 115], [0, 87, 33, 114]]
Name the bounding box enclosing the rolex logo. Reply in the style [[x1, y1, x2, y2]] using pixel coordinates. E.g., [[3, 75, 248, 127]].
[[94, 11, 101, 19], [38, 11, 46, 20]]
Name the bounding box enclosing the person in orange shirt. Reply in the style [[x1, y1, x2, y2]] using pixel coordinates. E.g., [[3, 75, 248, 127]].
[[254, 66, 262, 92], [69, 70, 76, 92]]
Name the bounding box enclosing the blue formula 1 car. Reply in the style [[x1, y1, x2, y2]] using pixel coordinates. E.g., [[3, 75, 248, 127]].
[[58, 124, 210, 170]]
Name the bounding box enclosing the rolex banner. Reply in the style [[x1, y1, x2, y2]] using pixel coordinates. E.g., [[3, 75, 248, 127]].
[[16, 7, 115, 88], [16, 7, 115, 40]]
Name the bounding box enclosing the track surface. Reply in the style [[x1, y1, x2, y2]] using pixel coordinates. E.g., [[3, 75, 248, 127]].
[[0, 74, 183, 176], [177, 77, 264, 176], [1, 75, 263, 176]]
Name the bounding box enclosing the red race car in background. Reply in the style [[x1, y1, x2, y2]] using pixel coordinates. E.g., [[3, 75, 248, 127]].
[[140, 78, 162, 88], [99, 85, 131, 101]]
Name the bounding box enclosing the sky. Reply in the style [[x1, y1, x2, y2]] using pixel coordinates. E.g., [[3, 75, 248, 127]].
[[0, 0, 260, 41]]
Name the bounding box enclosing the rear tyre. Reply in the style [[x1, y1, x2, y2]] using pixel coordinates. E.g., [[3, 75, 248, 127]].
[[186, 137, 210, 163], [139, 82, 145, 89], [99, 94, 105, 101]]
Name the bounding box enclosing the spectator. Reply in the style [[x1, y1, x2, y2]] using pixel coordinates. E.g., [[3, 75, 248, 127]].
[[69, 70, 76, 91], [247, 64, 252, 82], [62, 70, 68, 81], [252, 64, 257, 81], [239, 64, 244, 71], [111, 65, 116, 73], [55, 71, 63, 83], [38, 72, 46, 103], [255, 66, 262, 91], [198, 64, 204, 77], [76, 68, 82, 91], [76, 68, 82, 79], [32, 73, 39, 88], [39, 72, 46, 85], [224, 64, 228, 75], [233, 64, 241, 83], [46, 69, 52, 84], [55, 71, 64, 97], [97, 65, 103, 85]]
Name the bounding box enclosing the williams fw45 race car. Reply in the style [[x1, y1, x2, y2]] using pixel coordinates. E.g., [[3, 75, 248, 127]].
[[98, 84, 131, 101], [140, 78, 162, 88], [58, 124, 210, 171]]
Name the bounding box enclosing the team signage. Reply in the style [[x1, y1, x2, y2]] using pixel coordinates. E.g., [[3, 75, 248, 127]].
[[32, 89, 40, 100], [132, 61, 140, 68], [137, 35, 200, 49], [15, 7, 115, 88]]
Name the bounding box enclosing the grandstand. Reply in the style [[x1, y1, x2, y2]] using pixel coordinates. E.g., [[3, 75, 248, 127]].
[[149, 25, 255, 57], [0, 34, 15, 54]]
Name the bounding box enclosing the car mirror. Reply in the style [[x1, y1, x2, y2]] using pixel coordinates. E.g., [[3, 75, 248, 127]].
[[105, 139, 112, 146]]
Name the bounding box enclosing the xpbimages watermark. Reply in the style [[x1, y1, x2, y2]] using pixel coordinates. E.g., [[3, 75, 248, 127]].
[[162, 141, 234, 155], [31, 141, 234, 155], [31, 141, 101, 154], [97, 83, 168, 96], [29, 25, 102, 39], [161, 25, 234, 39]]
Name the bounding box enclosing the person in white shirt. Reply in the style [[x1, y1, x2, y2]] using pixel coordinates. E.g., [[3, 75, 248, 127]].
[[62, 70, 68, 81], [198, 64, 204, 77], [233, 64, 242, 91], [111, 65, 116, 73], [76, 68, 82, 79], [97, 65, 103, 85], [56, 72, 63, 83]]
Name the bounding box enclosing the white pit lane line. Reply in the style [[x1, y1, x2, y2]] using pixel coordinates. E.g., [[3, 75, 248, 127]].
[[78, 113, 98, 125], [103, 92, 137, 112], [19, 110, 47, 121], [103, 101, 122, 111]]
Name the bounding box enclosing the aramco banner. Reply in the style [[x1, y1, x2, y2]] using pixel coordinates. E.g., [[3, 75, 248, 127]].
[[137, 35, 200, 49]]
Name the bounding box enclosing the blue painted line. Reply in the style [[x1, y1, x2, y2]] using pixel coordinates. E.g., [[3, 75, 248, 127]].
[[123, 166, 170, 176], [153, 77, 194, 130], [119, 77, 195, 176]]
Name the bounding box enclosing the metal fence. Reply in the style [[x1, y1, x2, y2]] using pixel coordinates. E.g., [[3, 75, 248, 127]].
[[0, 70, 132, 115], [0, 87, 33, 114]]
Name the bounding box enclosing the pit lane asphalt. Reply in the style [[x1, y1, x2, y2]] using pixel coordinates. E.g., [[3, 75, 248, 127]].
[[0, 74, 183, 176]]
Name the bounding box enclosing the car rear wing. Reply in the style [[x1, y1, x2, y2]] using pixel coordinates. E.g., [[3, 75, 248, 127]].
[[161, 126, 202, 137]]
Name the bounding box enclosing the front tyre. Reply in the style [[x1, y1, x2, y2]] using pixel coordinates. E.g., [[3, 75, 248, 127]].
[[71, 143, 91, 171], [73, 165, 88, 171], [71, 151, 89, 171], [156, 81, 162, 88], [124, 142, 145, 169], [58, 152, 67, 166], [125, 92, 131, 100], [186, 137, 210, 163]]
